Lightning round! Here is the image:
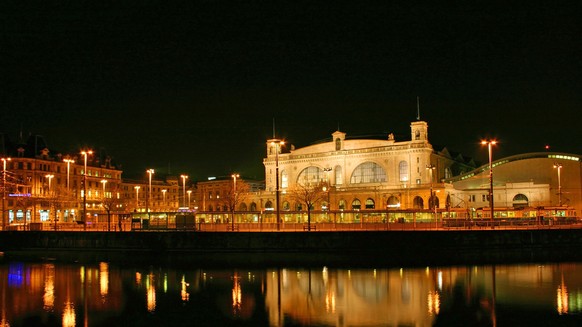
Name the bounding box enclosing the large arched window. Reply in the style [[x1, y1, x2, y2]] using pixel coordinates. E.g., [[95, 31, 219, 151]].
[[386, 196, 400, 209], [350, 162, 386, 184], [297, 166, 324, 185], [512, 194, 529, 208], [265, 200, 273, 209], [239, 203, 248, 211], [335, 165, 343, 185], [281, 170, 288, 189], [282, 201, 290, 210], [351, 199, 361, 210], [250, 202, 257, 211], [413, 196, 424, 209], [365, 198, 375, 209], [335, 138, 341, 150], [429, 195, 439, 210], [399, 161, 409, 182], [338, 199, 347, 210]]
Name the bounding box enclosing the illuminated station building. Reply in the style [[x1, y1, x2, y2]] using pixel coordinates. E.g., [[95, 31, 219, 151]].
[[254, 120, 581, 224], [1, 120, 581, 229]]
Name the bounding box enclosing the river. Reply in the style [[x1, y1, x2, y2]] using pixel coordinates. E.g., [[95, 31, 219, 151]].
[[0, 256, 581, 326]]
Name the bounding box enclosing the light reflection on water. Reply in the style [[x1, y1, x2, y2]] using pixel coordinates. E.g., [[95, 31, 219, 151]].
[[0, 260, 581, 326]]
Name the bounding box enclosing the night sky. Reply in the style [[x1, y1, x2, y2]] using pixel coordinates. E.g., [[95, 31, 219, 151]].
[[2, 1, 580, 181]]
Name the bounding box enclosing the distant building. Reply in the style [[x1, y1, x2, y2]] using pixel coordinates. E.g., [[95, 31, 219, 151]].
[[0, 133, 123, 225]]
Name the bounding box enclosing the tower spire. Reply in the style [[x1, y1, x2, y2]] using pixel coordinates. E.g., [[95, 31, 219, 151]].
[[272, 118, 276, 138], [416, 96, 421, 120]]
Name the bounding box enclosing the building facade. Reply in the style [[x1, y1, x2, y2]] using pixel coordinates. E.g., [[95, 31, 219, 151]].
[[0, 134, 124, 226], [253, 120, 476, 223]]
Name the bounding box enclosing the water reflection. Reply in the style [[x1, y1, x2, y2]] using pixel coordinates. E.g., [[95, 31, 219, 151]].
[[0, 260, 580, 326]]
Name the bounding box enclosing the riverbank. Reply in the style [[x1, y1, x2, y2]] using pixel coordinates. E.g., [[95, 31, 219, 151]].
[[1, 229, 581, 267]]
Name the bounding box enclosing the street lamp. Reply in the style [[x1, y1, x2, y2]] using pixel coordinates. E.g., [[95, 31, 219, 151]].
[[161, 189, 167, 210], [45, 174, 55, 229], [231, 173, 239, 230], [270, 140, 284, 230], [101, 179, 107, 199], [63, 158, 75, 192], [146, 169, 154, 213], [134, 186, 140, 211], [180, 175, 188, 208], [553, 163, 563, 206], [45, 174, 54, 193], [426, 164, 436, 225], [1, 157, 11, 229], [81, 150, 93, 229], [481, 140, 497, 225], [187, 190, 192, 209]]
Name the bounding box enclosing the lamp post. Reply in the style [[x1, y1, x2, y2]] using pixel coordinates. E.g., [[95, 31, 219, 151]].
[[146, 169, 154, 213], [101, 180, 107, 199], [187, 190, 192, 209], [81, 150, 93, 230], [481, 140, 497, 226], [63, 159, 74, 192], [45, 174, 54, 229], [426, 164, 436, 227], [1, 157, 11, 229], [231, 173, 239, 231], [323, 168, 332, 217], [45, 174, 54, 193], [553, 163, 563, 206], [161, 189, 167, 211], [134, 186, 140, 211], [270, 140, 284, 230], [63, 158, 75, 224], [180, 175, 188, 209]]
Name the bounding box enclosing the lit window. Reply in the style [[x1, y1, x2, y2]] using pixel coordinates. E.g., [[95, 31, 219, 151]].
[[297, 166, 324, 186], [350, 162, 386, 184], [399, 161, 409, 182]]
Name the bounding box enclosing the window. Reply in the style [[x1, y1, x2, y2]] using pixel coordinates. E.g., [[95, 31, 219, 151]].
[[415, 130, 420, 140], [334, 165, 343, 185], [386, 196, 400, 208], [297, 166, 324, 185], [283, 201, 290, 210], [338, 199, 346, 210], [365, 198, 375, 209], [350, 162, 386, 184], [512, 194, 529, 208], [281, 170, 288, 189], [399, 161, 409, 182], [335, 138, 341, 150], [351, 199, 361, 210], [413, 196, 424, 209], [250, 202, 257, 211], [265, 200, 273, 209]]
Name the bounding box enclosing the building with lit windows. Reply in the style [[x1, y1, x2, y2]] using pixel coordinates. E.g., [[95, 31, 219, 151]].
[[240, 120, 580, 225], [255, 120, 476, 223], [0, 134, 123, 227]]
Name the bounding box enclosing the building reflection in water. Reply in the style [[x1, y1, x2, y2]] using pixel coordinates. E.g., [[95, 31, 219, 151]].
[[0, 261, 580, 326]]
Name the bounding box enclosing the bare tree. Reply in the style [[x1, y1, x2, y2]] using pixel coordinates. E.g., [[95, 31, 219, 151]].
[[287, 180, 328, 231], [224, 180, 251, 230], [102, 186, 126, 231]]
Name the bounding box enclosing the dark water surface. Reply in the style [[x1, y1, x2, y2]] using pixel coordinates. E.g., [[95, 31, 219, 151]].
[[0, 255, 581, 326]]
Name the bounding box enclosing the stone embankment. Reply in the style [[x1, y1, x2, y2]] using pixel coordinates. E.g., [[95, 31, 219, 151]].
[[1, 229, 581, 266]]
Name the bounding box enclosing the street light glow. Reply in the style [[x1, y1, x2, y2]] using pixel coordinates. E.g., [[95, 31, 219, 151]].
[[180, 175, 189, 208], [481, 140, 497, 224]]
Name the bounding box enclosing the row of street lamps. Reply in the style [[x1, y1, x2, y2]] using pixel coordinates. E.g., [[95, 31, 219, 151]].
[[0, 141, 570, 230]]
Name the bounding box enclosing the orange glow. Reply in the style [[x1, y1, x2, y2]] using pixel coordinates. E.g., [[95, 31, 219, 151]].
[[557, 279, 569, 314]]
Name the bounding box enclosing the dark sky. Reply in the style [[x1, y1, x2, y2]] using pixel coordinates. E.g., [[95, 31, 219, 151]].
[[1, 1, 580, 181]]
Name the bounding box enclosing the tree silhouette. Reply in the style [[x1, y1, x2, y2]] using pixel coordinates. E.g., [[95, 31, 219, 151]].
[[287, 180, 327, 231]]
